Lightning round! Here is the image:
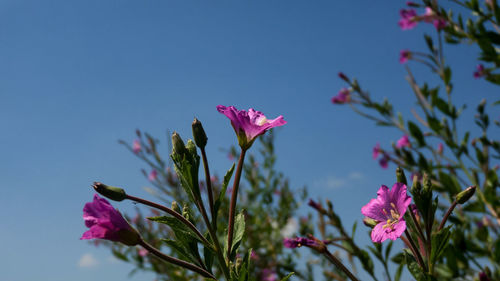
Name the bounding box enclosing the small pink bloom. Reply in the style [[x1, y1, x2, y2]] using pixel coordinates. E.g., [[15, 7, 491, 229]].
[[148, 170, 158, 181], [81, 194, 139, 245], [396, 135, 410, 148], [399, 49, 411, 64], [137, 248, 149, 257], [474, 64, 485, 79], [217, 105, 286, 150], [331, 88, 351, 104], [133, 139, 141, 154], [283, 237, 317, 248], [361, 183, 412, 243], [398, 9, 418, 30], [373, 143, 381, 159], [250, 251, 259, 261], [338, 72, 349, 81], [422, 7, 447, 30], [437, 143, 444, 154], [379, 154, 389, 169], [261, 269, 278, 281], [308, 199, 322, 211]]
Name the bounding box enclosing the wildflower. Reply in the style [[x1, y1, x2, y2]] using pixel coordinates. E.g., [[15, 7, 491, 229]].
[[137, 248, 148, 257], [216, 105, 286, 150], [422, 7, 447, 30], [372, 143, 381, 159], [474, 64, 485, 79], [283, 237, 318, 248], [399, 50, 412, 64], [261, 269, 278, 281], [437, 143, 444, 154], [133, 139, 141, 154], [148, 170, 158, 182], [398, 9, 418, 30], [338, 72, 349, 81], [308, 199, 322, 211], [361, 183, 412, 243], [379, 154, 389, 169], [81, 194, 140, 246], [396, 135, 410, 148], [331, 88, 351, 104]]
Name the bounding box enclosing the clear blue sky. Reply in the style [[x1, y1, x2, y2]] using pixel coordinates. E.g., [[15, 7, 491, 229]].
[[1, 1, 497, 280]]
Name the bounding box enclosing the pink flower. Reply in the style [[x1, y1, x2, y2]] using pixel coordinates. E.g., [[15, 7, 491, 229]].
[[283, 237, 317, 248], [217, 105, 286, 150], [261, 269, 278, 281], [437, 143, 444, 154], [398, 9, 418, 30], [422, 7, 447, 30], [396, 135, 410, 148], [474, 64, 485, 79], [148, 170, 158, 181], [379, 155, 389, 169], [133, 139, 141, 154], [331, 88, 351, 104], [399, 50, 411, 64], [373, 143, 381, 159], [338, 72, 349, 81], [137, 248, 149, 257], [81, 194, 140, 245], [361, 183, 412, 243]]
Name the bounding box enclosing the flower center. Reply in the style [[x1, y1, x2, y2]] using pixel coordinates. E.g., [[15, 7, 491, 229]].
[[256, 116, 268, 126], [382, 203, 400, 230]]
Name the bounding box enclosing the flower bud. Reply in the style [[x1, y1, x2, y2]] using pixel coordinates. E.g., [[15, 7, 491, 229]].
[[456, 186, 476, 204], [192, 118, 208, 148], [396, 167, 408, 185], [186, 139, 197, 156], [423, 173, 432, 194], [363, 217, 378, 228], [411, 174, 422, 195], [338, 72, 349, 82], [92, 182, 127, 201], [172, 132, 188, 156], [171, 201, 181, 214]]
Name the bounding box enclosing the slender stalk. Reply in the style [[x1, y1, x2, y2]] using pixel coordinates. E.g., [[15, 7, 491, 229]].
[[226, 148, 247, 260], [323, 248, 361, 281], [138, 238, 215, 279], [200, 147, 216, 226], [403, 230, 427, 272], [409, 208, 427, 245], [438, 200, 458, 231], [125, 194, 211, 247]]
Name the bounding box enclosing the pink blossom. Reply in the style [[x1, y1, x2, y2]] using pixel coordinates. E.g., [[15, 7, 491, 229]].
[[250, 251, 259, 261], [399, 50, 411, 64], [398, 9, 418, 30], [437, 143, 444, 154], [361, 183, 412, 243], [133, 139, 141, 154], [81, 194, 140, 245], [217, 105, 286, 150], [283, 237, 317, 248], [474, 64, 485, 79], [379, 155, 389, 169], [396, 135, 410, 148], [148, 170, 158, 181], [137, 248, 149, 257], [373, 143, 381, 159], [422, 7, 447, 30], [338, 72, 349, 81], [331, 88, 351, 104], [261, 269, 278, 281]]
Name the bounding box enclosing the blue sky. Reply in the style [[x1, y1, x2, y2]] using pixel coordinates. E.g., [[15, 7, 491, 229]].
[[1, 1, 497, 280]]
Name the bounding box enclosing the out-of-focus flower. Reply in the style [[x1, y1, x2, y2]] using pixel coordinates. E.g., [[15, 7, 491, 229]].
[[133, 139, 141, 154], [331, 88, 351, 104], [148, 170, 158, 182], [379, 154, 389, 169], [399, 49, 412, 64], [283, 237, 318, 248], [361, 183, 412, 243], [250, 251, 259, 261], [396, 135, 411, 148], [373, 143, 381, 159], [479, 272, 491, 281], [217, 105, 286, 150], [422, 7, 447, 30], [308, 199, 322, 211], [437, 143, 444, 154], [338, 72, 349, 81], [398, 9, 418, 30], [81, 194, 140, 246], [137, 248, 149, 257], [474, 64, 485, 79], [261, 269, 278, 281]]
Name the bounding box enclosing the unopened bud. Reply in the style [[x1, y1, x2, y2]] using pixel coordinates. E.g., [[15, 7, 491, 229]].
[[363, 217, 378, 228], [456, 186, 476, 204], [92, 182, 127, 201], [423, 173, 432, 194], [396, 167, 407, 185], [411, 174, 422, 195], [338, 72, 349, 82], [192, 118, 208, 148], [171, 201, 181, 214], [186, 139, 197, 155], [172, 132, 188, 156]]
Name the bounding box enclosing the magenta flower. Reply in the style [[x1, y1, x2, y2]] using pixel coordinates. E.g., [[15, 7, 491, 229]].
[[474, 64, 485, 79], [148, 169, 158, 181], [81, 194, 140, 246], [399, 50, 411, 64], [331, 88, 351, 104], [338, 72, 349, 81], [361, 183, 412, 243], [396, 135, 410, 148], [373, 143, 381, 159], [308, 199, 322, 211], [422, 7, 447, 30], [437, 143, 444, 154], [216, 105, 286, 150], [132, 139, 141, 154], [283, 237, 317, 248], [379, 154, 389, 169], [261, 269, 278, 281], [398, 9, 418, 30]]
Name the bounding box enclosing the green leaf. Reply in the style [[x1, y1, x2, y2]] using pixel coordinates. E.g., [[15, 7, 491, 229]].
[[214, 163, 235, 225], [230, 211, 246, 258], [405, 251, 426, 281], [430, 225, 452, 265], [280, 272, 294, 281], [443, 67, 452, 85], [408, 121, 425, 147], [148, 216, 207, 246], [394, 263, 404, 281], [112, 249, 129, 262], [163, 239, 200, 265]]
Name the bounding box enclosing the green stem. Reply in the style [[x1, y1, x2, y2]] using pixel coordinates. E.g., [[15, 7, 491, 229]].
[[438, 200, 458, 231], [226, 148, 247, 260], [323, 248, 361, 281]]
